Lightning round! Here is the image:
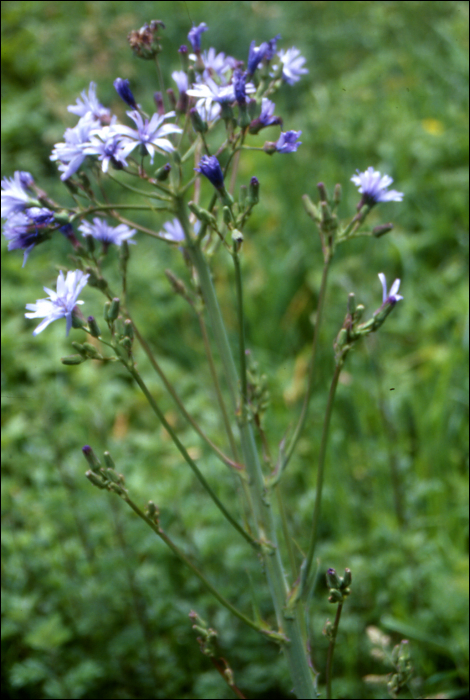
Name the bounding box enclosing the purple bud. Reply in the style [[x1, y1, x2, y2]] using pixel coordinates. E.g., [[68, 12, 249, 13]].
[[114, 78, 138, 109], [195, 155, 225, 190]]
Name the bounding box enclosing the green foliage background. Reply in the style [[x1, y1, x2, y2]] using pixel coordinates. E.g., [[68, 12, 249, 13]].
[[1, 1, 468, 698]]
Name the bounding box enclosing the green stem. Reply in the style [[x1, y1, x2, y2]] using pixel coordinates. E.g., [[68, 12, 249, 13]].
[[123, 494, 265, 635], [175, 196, 317, 698], [325, 602, 343, 699], [126, 364, 257, 549], [233, 248, 248, 415], [304, 362, 342, 591]]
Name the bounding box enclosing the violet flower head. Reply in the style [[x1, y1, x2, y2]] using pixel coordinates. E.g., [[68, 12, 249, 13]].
[[83, 125, 132, 173], [3, 207, 55, 266], [247, 40, 269, 74], [50, 114, 100, 181], [275, 130, 302, 153], [259, 98, 282, 127], [1, 171, 37, 218], [159, 218, 185, 242], [114, 78, 138, 110], [67, 82, 111, 123], [78, 218, 136, 246], [264, 34, 281, 62], [188, 23, 208, 52], [25, 270, 89, 336], [234, 69, 248, 105], [111, 110, 182, 163], [378, 273, 403, 306], [274, 47, 308, 85], [195, 155, 225, 190], [351, 167, 404, 207]]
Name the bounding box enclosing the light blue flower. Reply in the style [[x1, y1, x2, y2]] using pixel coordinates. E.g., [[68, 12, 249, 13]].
[[25, 270, 89, 336], [273, 47, 308, 85], [50, 114, 101, 180], [67, 82, 111, 123], [275, 130, 302, 153], [378, 273, 403, 306], [83, 124, 133, 172], [78, 218, 136, 246], [351, 167, 404, 206], [111, 110, 182, 163], [2, 207, 55, 266], [159, 218, 185, 242], [1, 171, 37, 218], [188, 23, 208, 52]]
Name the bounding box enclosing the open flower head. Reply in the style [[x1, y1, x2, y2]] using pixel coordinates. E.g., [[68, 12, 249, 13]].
[[351, 167, 404, 206], [275, 130, 302, 153], [67, 82, 111, 123], [25, 270, 89, 336], [112, 110, 182, 163], [159, 218, 185, 242], [78, 218, 136, 246], [273, 47, 308, 85], [378, 273, 403, 306], [1, 171, 37, 218]]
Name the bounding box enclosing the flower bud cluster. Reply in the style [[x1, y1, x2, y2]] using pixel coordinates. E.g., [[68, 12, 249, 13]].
[[326, 567, 352, 604], [83, 446, 128, 496]]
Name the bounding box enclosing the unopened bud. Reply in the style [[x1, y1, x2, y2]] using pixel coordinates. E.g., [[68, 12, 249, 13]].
[[61, 354, 87, 365], [108, 298, 120, 322], [154, 163, 171, 181], [87, 316, 101, 338], [82, 445, 101, 471], [103, 451, 116, 469], [248, 176, 259, 206], [189, 107, 207, 134], [372, 223, 394, 237], [326, 568, 342, 589]]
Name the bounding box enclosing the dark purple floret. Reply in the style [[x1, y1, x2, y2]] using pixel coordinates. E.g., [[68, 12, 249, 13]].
[[113, 78, 138, 110], [188, 23, 208, 52], [234, 70, 248, 105], [264, 34, 281, 61], [195, 155, 225, 190]]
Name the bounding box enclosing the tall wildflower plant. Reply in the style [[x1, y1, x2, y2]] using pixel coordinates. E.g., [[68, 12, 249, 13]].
[[2, 19, 409, 699]]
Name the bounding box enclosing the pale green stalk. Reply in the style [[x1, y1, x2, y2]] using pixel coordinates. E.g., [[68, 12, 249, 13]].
[[175, 195, 316, 698]]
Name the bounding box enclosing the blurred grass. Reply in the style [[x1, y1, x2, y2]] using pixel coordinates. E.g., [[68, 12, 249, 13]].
[[1, 1, 469, 698]]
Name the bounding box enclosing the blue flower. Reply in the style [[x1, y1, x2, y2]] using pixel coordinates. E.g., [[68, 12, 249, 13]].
[[67, 82, 111, 124], [273, 47, 308, 85], [188, 23, 208, 52], [25, 270, 89, 336], [159, 218, 185, 242], [195, 155, 225, 189], [233, 70, 248, 105], [378, 273, 403, 306], [247, 34, 281, 74], [78, 218, 136, 247], [50, 114, 100, 180], [113, 78, 138, 110], [2, 207, 55, 266], [1, 171, 37, 218], [111, 110, 182, 163], [351, 167, 404, 206], [82, 124, 133, 172], [275, 130, 302, 153]]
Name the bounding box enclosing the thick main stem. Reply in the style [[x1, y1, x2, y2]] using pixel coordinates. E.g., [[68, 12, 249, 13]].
[[176, 197, 316, 698]]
